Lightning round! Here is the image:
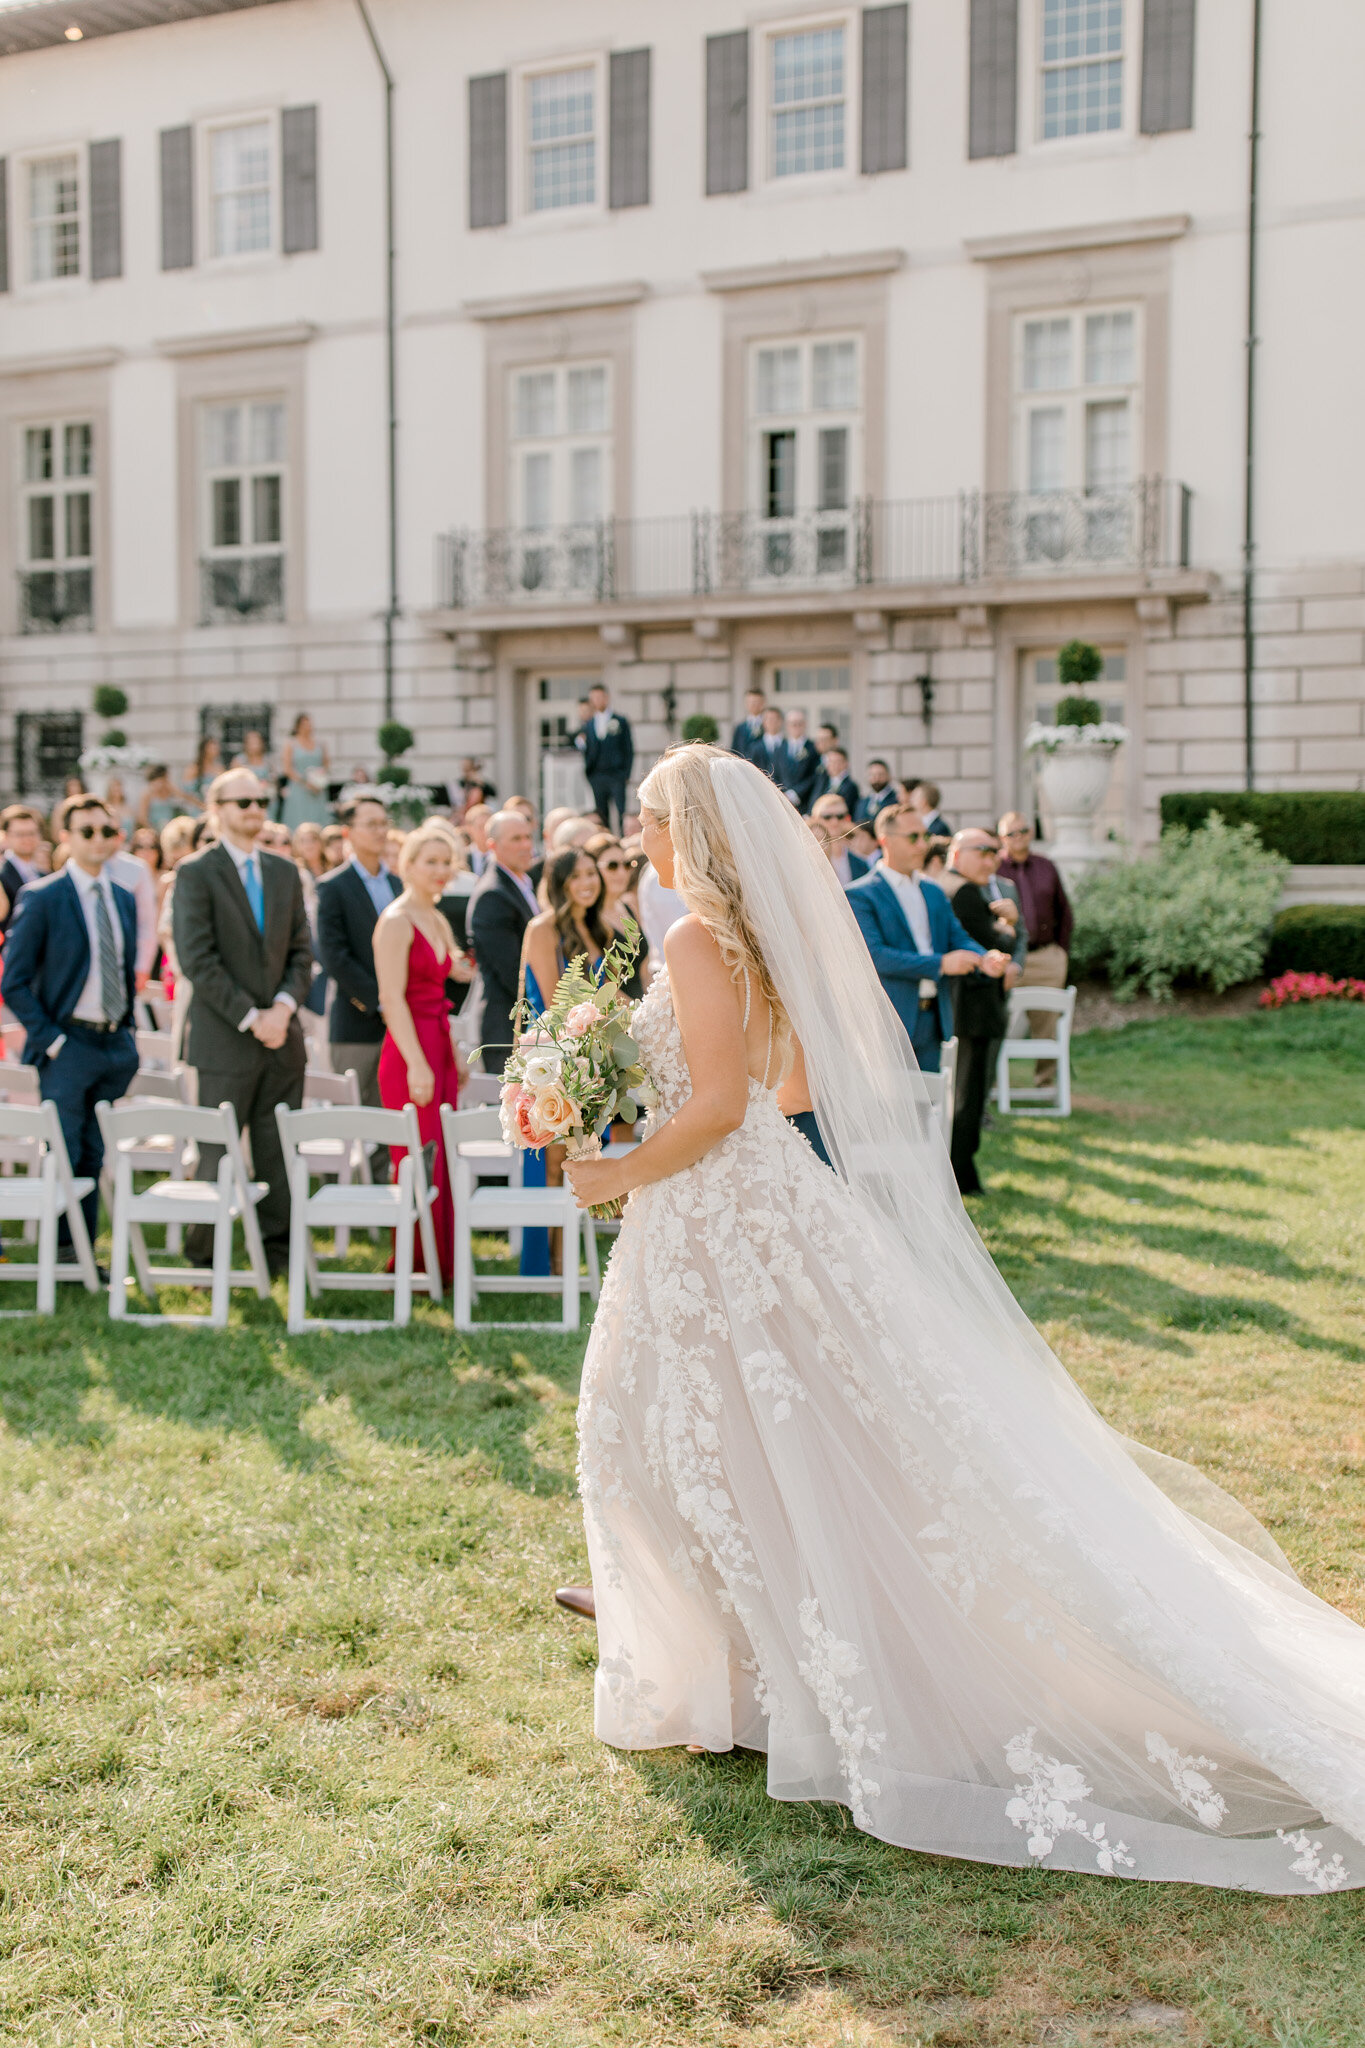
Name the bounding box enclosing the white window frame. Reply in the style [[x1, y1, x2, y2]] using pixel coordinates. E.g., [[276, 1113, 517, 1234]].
[[748, 334, 863, 582], [1020, 0, 1142, 151], [763, 662, 854, 754], [512, 53, 608, 223], [17, 417, 95, 630], [757, 11, 859, 190], [18, 147, 85, 288], [200, 111, 280, 266], [507, 361, 613, 596], [1010, 303, 1143, 495], [199, 398, 287, 621]]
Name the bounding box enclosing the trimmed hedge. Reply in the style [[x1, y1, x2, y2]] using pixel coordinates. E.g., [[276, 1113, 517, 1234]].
[[1160, 791, 1365, 864], [1265, 904, 1365, 981]]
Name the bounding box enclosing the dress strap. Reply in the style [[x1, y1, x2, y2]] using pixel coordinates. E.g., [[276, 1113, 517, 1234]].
[[762, 998, 773, 1090]]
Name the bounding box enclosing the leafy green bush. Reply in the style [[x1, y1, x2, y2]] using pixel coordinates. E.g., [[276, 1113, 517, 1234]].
[[1159, 791, 1365, 864], [1055, 695, 1102, 727], [1056, 639, 1103, 688], [93, 685, 129, 722], [682, 713, 719, 744], [1070, 816, 1288, 998], [1265, 904, 1365, 981], [377, 720, 415, 762]]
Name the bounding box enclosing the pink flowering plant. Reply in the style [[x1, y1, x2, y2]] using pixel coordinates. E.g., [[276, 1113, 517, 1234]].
[[1260, 970, 1365, 1008], [499, 917, 653, 1217]]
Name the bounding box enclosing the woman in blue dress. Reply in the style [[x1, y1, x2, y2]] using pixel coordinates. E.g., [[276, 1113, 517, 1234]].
[[517, 848, 614, 1278], [279, 713, 332, 829]]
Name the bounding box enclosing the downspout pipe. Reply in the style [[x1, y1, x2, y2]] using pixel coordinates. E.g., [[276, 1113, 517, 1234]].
[[1242, 0, 1264, 790], [355, 0, 398, 725]]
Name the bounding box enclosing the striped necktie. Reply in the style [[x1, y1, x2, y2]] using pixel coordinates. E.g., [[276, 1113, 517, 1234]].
[[93, 883, 123, 1024]]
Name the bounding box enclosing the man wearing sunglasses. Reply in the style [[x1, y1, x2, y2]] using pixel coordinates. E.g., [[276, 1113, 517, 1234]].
[[847, 806, 1008, 1077], [172, 769, 313, 1274], [2, 796, 139, 1265]]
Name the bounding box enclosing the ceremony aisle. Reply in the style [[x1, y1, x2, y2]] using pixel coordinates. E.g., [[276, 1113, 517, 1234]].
[[0, 1001, 1360, 2047]]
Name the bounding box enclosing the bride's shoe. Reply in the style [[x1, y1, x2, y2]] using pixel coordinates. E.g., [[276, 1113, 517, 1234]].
[[553, 1585, 596, 1618]]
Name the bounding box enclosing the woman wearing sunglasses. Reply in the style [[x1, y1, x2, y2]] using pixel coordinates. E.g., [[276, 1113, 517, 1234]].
[[584, 831, 645, 999]]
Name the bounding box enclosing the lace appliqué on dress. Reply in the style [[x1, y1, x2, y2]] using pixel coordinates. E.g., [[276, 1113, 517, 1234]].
[[1277, 1828, 1351, 1892], [1145, 1731, 1227, 1829], [797, 1599, 885, 1827], [1005, 1730, 1136, 1874]]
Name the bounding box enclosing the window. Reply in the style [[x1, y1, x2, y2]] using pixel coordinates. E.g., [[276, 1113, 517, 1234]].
[[208, 119, 274, 257], [28, 154, 81, 282], [200, 400, 286, 623], [19, 421, 94, 632], [15, 712, 85, 802], [509, 363, 611, 593], [770, 24, 847, 176], [535, 676, 597, 817], [1013, 306, 1139, 562], [768, 664, 852, 751], [1040, 0, 1125, 139], [527, 67, 598, 211], [750, 336, 861, 579]]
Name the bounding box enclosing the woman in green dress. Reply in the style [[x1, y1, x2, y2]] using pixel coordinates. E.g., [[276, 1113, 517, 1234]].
[[182, 736, 221, 812], [138, 763, 194, 834], [279, 713, 332, 828]]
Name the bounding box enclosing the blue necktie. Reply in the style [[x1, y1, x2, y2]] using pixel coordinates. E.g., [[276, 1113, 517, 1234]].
[[242, 856, 265, 932]]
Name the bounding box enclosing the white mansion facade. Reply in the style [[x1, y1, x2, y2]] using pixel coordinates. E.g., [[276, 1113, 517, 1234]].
[[1, 0, 1362, 837]]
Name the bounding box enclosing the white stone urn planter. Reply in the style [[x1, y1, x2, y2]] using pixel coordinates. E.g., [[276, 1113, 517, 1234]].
[[79, 745, 154, 814], [1025, 723, 1129, 885]]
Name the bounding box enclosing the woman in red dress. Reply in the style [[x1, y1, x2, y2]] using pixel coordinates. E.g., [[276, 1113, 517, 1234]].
[[374, 821, 472, 1283]]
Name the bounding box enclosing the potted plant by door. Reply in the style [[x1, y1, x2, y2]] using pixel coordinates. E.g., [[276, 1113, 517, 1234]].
[[78, 687, 153, 806], [1024, 640, 1129, 882]]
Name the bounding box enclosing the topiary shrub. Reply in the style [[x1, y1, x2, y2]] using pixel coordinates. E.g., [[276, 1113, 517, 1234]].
[[682, 713, 720, 745], [1055, 695, 1102, 728], [1052, 639, 1104, 729], [1070, 815, 1288, 998], [1265, 904, 1365, 981], [93, 685, 129, 723], [1159, 791, 1365, 865], [102, 728, 128, 748]]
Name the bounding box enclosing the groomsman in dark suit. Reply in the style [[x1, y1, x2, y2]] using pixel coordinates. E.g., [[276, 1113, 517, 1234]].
[[2, 794, 139, 1257], [857, 760, 899, 824], [729, 688, 768, 762], [172, 768, 313, 1272], [754, 705, 788, 782], [469, 808, 540, 1074], [579, 683, 634, 831], [780, 709, 821, 813], [316, 791, 401, 1112], [811, 739, 860, 814], [0, 804, 47, 935]]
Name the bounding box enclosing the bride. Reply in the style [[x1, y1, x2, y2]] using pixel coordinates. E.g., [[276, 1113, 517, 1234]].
[[562, 744, 1365, 1895]]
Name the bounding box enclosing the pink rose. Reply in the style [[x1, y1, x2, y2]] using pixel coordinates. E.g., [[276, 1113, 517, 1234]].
[[564, 1001, 601, 1038], [533, 1084, 579, 1138], [513, 1092, 546, 1147]]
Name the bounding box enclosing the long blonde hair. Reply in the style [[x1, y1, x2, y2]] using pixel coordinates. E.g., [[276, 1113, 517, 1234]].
[[637, 744, 793, 1079]]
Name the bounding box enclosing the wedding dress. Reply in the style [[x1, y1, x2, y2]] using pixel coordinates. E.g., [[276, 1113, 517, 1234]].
[[577, 758, 1365, 1894]]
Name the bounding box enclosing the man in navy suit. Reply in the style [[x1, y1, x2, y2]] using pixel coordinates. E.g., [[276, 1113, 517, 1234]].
[[811, 740, 860, 814], [810, 793, 870, 887], [846, 805, 1009, 1074], [780, 709, 821, 813], [0, 804, 47, 935], [578, 683, 634, 831], [2, 794, 138, 1255], [754, 705, 788, 783], [729, 688, 768, 762]]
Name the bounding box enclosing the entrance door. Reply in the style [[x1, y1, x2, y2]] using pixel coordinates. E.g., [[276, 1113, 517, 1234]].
[[766, 662, 852, 750], [1021, 649, 1128, 844], [533, 673, 595, 819]]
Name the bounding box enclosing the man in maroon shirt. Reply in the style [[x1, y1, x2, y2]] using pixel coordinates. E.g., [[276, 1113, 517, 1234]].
[[996, 813, 1073, 1086]]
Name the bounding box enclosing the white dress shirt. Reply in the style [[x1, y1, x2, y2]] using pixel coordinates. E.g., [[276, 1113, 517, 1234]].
[[220, 835, 298, 1031], [880, 864, 940, 1002], [593, 709, 612, 740], [66, 861, 126, 1025], [497, 861, 540, 918], [107, 849, 158, 979]]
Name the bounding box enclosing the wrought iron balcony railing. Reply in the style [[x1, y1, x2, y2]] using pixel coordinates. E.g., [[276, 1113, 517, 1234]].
[[199, 553, 285, 626], [435, 480, 1191, 610], [18, 566, 94, 634]]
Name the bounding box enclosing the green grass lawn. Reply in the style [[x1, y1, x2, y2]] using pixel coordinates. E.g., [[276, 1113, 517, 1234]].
[[0, 1005, 1363, 2047]]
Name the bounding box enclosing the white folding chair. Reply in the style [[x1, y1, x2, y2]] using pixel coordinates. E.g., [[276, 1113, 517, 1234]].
[[102, 1066, 197, 1256], [0, 1062, 43, 1243], [442, 1105, 600, 1333], [995, 986, 1076, 1118], [460, 1074, 506, 1108], [439, 1089, 524, 1250], [135, 1029, 174, 1073], [300, 1067, 373, 1254], [97, 1100, 272, 1327], [0, 1102, 99, 1312], [275, 1103, 441, 1334], [919, 1035, 957, 1145], [137, 982, 173, 1032]]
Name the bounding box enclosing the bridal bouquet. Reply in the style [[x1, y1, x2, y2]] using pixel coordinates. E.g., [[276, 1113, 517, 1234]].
[[499, 918, 654, 1218]]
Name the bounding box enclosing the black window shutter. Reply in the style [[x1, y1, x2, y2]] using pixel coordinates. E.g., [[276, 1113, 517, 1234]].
[[968, 0, 1018, 159], [1141, 0, 1196, 134], [0, 161, 8, 294], [160, 125, 195, 270], [88, 138, 123, 280], [861, 4, 909, 174], [281, 105, 319, 252], [705, 30, 749, 195], [468, 72, 508, 229], [609, 47, 651, 209]]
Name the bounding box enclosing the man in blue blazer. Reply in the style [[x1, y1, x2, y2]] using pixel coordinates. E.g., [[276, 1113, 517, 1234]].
[[847, 804, 1009, 1072], [2, 793, 138, 1253], [729, 688, 768, 763]]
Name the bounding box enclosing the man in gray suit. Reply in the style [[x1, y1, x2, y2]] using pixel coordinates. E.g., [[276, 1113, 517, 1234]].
[[172, 767, 313, 1273]]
